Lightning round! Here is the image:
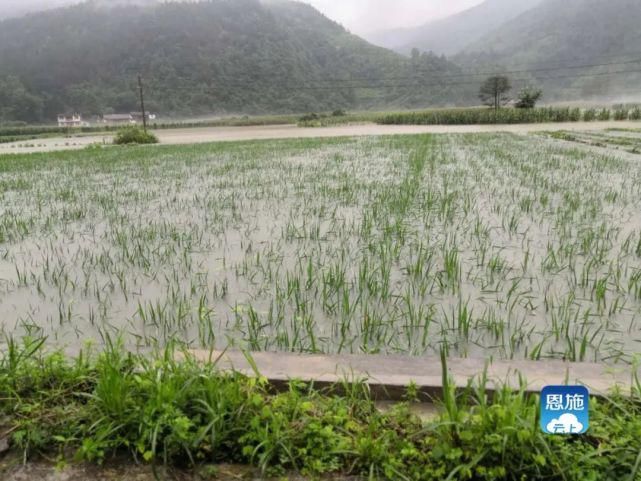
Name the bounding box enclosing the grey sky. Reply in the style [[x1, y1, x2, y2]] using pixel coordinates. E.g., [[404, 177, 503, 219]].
[[0, 0, 485, 32], [303, 0, 484, 34]]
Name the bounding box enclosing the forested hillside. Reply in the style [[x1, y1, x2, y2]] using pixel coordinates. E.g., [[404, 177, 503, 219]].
[[456, 0, 641, 100], [0, 0, 464, 122], [366, 0, 543, 56]]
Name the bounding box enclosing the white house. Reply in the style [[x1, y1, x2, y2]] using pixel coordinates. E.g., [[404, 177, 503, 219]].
[[57, 113, 84, 127]]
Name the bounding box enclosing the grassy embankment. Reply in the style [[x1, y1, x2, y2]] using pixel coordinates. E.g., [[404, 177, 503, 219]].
[[2, 339, 641, 480]]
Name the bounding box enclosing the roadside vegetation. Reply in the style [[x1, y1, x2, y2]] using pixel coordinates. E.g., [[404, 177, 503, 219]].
[[2, 339, 641, 480], [113, 126, 159, 145]]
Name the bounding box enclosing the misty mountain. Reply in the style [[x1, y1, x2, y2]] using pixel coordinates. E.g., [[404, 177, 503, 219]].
[[456, 0, 641, 100], [0, 0, 465, 122], [0, 0, 160, 19], [365, 0, 543, 56], [0, 0, 73, 20]]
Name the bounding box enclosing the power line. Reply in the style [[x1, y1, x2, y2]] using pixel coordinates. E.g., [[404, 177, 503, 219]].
[[404, 58, 641, 81], [147, 64, 641, 94], [298, 57, 641, 85], [142, 54, 641, 91], [280, 67, 641, 91]]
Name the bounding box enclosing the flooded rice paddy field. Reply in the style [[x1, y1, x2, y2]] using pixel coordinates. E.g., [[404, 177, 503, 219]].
[[1, 133, 641, 362], [537, 128, 641, 155]]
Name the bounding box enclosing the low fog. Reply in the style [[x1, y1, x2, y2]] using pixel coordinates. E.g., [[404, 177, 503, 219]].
[[302, 0, 483, 35], [1, 0, 75, 18]]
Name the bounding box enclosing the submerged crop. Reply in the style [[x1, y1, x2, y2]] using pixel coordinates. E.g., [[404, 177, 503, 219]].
[[0, 133, 641, 361]]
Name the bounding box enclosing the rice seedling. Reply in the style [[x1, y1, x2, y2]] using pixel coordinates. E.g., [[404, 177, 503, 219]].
[[0, 131, 640, 363]]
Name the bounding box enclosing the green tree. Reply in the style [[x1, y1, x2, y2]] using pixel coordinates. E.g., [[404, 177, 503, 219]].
[[515, 87, 542, 109], [479, 75, 512, 111], [0, 76, 44, 122]]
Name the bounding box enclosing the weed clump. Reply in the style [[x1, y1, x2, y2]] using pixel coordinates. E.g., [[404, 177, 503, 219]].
[[113, 126, 158, 145]]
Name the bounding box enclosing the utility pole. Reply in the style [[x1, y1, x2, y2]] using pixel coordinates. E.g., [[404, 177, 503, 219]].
[[138, 75, 147, 133]]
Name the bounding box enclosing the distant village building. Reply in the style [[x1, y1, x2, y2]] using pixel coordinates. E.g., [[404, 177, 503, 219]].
[[131, 112, 157, 122], [100, 112, 157, 126], [57, 113, 84, 128], [101, 113, 136, 126]]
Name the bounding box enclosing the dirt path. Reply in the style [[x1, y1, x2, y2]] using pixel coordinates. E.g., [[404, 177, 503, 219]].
[[155, 121, 639, 144], [0, 121, 639, 155]]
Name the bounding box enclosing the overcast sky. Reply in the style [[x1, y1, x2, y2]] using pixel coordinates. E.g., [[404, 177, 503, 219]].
[[1, 0, 486, 33], [303, 0, 484, 34]]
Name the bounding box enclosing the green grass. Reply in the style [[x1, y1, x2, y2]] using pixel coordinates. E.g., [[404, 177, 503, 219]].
[[2, 338, 641, 480]]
